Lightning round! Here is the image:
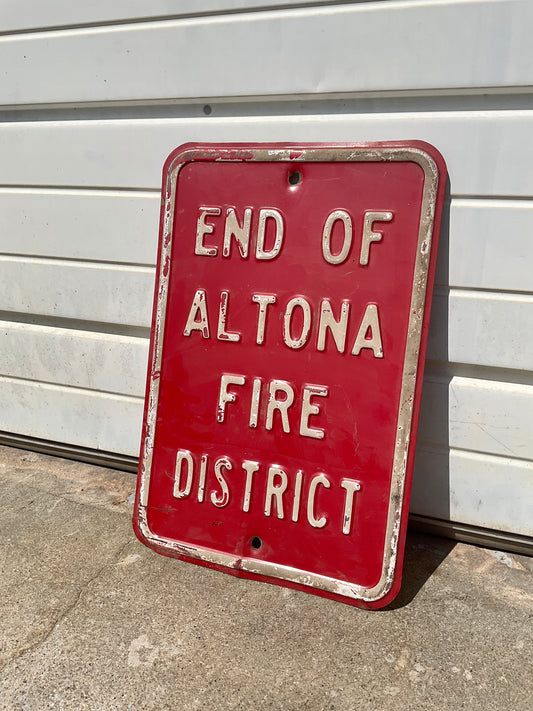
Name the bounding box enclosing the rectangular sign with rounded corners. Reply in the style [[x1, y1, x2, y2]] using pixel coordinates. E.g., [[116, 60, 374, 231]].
[[133, 142, 447, 608]]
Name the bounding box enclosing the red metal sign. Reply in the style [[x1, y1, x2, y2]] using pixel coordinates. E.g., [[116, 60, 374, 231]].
[[133, 142, 446, 608]]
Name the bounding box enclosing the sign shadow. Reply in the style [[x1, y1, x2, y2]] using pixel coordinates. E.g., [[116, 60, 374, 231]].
[[385, 530, 457, 609]]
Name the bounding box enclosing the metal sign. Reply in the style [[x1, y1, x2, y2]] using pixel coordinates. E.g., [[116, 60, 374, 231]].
[[133, 142, 446, 608]]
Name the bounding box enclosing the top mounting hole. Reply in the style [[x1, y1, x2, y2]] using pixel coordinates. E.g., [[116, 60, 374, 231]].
[[288, 170, 302, 186], [250, 536, 263, 550]]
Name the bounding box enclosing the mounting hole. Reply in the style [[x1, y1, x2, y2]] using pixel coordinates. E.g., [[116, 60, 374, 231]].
[[203, 104, 212, 115], [288, 170, 302, 186], [250, 536, 263, 550]]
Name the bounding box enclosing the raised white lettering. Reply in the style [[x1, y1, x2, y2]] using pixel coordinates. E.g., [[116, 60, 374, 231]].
[[307, 473, 331, 528], [360, 211, 393, 266], [283, 297, 311, 349], [291, 469, 303, 522], [183, 289, 210, 338], [197, 454, 208, 503], [170, 447, 359, 534], [252, 294, 277, 345], [173, 450, 193, 499], [195, 207, 220, 256], [223, 207, 252, 258], [242, 460, 259, 513], [249, 378, 262, 428], [322, 210, 352, 265], [266, 380, 294, 433], [265, 466, 288, 519], [217, 374, 245, 423], [351, 304, 383, 357], [317, 299, 350, 353], [299, 385, 328, 439], [211, 457, 231, 507], [256, 209, 284, 259], [340, 479, 361, 535], [217, 291, 240, 342]]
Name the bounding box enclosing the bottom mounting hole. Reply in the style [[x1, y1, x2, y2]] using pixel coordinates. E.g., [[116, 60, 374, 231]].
[[288, 170, 302, 186], [251, 536, 263, 550]]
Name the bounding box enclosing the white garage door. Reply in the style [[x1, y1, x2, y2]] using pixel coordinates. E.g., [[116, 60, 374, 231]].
[[0, 0, 532, 551]]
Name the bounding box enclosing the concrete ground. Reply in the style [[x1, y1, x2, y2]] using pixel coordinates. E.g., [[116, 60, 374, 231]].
[[0, 445, 531, 711]]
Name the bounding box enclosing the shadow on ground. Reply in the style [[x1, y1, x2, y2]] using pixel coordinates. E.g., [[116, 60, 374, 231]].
[[385, 530, 456, 610]]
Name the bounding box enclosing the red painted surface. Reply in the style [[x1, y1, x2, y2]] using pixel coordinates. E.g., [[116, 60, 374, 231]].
[[134, 142, 447, 608]]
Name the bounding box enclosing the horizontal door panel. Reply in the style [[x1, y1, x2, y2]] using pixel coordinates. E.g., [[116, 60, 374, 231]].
[[418, 376, 533, 461], [0, 376, 143, 457], [437, 199, 533, 293], [2, 113, 532, 197], [0, 321, 149, 396], [427, 290, 533, 372], [412, 447, 533, 537], [0, 188, 159, 265], [0, 1, 322, 32], [1, 1, 531, 104], [0, 257, 155, 328]]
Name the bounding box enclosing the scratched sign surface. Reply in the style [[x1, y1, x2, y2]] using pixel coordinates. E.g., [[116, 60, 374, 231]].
[[133, 142, 446, 608]]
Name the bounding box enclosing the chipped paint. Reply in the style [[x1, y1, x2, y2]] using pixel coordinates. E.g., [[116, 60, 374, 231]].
[[139, 168, 178, 509]]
